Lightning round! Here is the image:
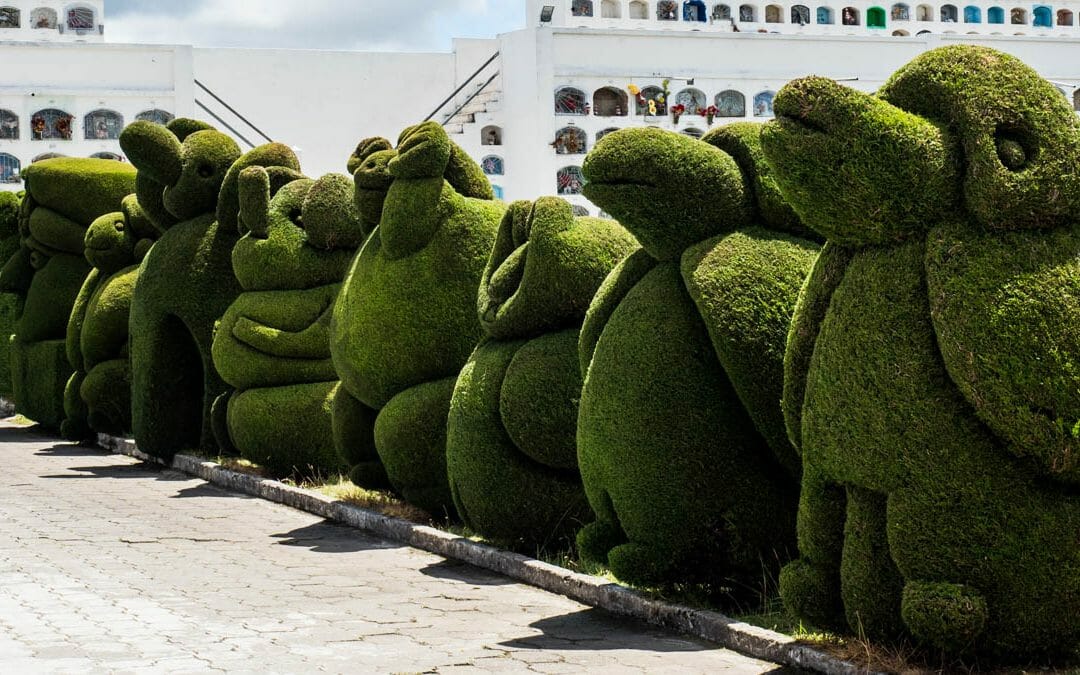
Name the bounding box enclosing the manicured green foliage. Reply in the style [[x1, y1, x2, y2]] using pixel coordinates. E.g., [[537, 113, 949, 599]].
[[1, 158, 135, 428], [211, 167, 365, 477], [124, 118, 302, 459], [762, 45, 1080, 657], [0, 192, 24, 397], [62, 196, 160, 439], [447, 198, 638, 548], [331, 122, 503, 515], [576, 127, 818, 588]]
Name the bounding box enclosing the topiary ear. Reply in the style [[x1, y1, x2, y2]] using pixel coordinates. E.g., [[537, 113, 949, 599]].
[[388, 121, 451, 179], [303, 173, 364, 251], [166, 118, 215, 142], [238, 166, 271, 238], [347, 137, 393, 176], [119, 121, 182, 187], [445, 144, 494, 200], [217, 143, 302, 233], [703, 122, 813, 239]]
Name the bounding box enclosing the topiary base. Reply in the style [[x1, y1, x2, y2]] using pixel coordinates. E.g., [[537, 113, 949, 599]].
[[10, 338, 71, 429]]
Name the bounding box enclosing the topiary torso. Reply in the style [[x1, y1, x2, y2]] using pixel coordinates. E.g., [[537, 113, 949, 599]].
[[763, 45, 1080, 657], [575, 126, 819, 589]]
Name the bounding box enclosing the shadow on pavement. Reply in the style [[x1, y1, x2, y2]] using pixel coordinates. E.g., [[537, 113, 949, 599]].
[[272, 520, 404, 553], [35, 443, 110, 458], [419, 558, 514, 586], [39, 461, 179, 481], [500, 608, 713, 653], [171, 482, 253, 500]]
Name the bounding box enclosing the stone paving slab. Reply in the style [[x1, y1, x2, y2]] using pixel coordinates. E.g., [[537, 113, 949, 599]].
[[0, 421, 792, 674]]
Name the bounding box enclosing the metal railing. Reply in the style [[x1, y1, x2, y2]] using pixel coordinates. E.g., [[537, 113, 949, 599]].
[[194, 79, 273, 149], [423, 51, 500, 123]]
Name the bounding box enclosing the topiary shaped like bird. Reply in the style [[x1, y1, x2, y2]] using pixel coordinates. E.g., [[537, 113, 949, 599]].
[[762, 44, 1080, 657], [576, 124, 820, 589]]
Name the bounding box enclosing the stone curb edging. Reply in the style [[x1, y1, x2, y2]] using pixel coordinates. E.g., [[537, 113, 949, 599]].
[[89, 433, 877, 675]]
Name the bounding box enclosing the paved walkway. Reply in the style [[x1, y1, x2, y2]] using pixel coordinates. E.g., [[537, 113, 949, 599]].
[[0, 420, 788, 674]]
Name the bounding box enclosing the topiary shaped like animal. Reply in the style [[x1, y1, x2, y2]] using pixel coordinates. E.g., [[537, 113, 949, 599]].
[[761, 45, 1080, 657], [330, 121, 504, 516], [446, 197, 638, 548], [0, 191, 24, 399], [61, 195, 160, 439], [0, 158, 135, 429], [210, 162, 369, 478], [121, 118, 302, 459], [575, 125, 820, 589]]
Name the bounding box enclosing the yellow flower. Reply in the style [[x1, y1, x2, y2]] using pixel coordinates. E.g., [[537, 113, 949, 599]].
[[648, 100, 657, 115], [628, 84, 641, 95]]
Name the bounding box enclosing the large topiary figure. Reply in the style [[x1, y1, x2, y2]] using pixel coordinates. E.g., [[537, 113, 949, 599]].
[[446, 197, 638, 548], [330, 121, 504, 516], [761, 45, 1080, 657], [575, 125, 819, 589], [0, 191, 24, 399], [0, 158, 135, 428], [122, 118, 301, 459], [61, 195, 160, 439], [210, 163, 369, 477]]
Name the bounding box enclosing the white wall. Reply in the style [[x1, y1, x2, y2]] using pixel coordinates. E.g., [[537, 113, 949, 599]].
[[192, 40, 498, 178]]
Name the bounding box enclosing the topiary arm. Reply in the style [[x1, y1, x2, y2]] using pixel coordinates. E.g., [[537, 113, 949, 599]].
[[229, 285, 338, 359], [27, 207, 88, 255], [388, 121, 452, 180], [927, 220, 1080, 484], [578, 248, 656, 378], [782, 242, 854, 454], [119, 121, 182, 187]]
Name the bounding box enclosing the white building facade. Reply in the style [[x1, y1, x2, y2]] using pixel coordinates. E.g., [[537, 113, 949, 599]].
[[4, 0, 1080, 213]]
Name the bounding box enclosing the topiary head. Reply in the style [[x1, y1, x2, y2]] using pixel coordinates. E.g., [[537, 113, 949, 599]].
[[232, 167, 364, 292], [350, 137, 396, 236], [388, 121, 493, 199], [761, 76, 961, 246], [878, 45, 1080, 231], [582, 127, 752, 261], [218, 143, 303, 234], [84, 210, 134, 274]]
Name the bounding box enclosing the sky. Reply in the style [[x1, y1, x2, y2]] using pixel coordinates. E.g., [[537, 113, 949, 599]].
[[105, 0, 526, 52]]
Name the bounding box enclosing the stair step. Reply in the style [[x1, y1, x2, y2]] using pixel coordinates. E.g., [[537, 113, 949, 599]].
[[446, 123, 465, 134]]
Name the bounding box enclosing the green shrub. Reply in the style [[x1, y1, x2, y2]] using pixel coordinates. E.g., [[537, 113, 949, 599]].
[[212, 168, 368, 478], [576, 126, 817, 589], [0, 192, 24, 397], [447, 197, 638, 548], [124, 118, 300, 460], [762, 45, 1080, 657], [331, 122, 503, 516], [3, 159, 135, 428]]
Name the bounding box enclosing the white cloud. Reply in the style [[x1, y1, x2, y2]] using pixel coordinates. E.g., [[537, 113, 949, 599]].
[[105, 0, 524, 52]]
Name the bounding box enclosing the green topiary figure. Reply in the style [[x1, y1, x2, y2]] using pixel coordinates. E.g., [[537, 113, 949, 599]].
[[122, 118, 302, 459], [445, 197, 638, 548], [61, 195, 161, 439], [0, 191, 24, 399], [761, 45, 1080, 657], [210, 162, 369, 478], [330, 121, 504, 516], [575, 125, 819, 589], [0, 158, 135, 429]]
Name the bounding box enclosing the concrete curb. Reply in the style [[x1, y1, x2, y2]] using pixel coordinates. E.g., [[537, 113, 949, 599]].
[[83, 431, 874, 674]]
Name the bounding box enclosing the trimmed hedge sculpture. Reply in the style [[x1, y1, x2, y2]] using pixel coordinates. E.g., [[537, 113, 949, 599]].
[[0, 158, 135, 429], [210, 166, 366, 477], [61, 195, 161, 439], [122, 118, 302, 459], [330, 121, 504, 516], [761, 45, 1080, 657], [575, 125, 819, 588], [0, 191, 23, 398], [445, 197, 638, 547]]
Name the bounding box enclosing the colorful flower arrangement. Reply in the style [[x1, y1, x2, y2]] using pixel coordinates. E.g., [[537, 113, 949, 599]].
[[671, 104, 686, 124]]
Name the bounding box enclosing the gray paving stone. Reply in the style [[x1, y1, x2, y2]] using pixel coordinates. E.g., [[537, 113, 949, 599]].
[[0, 420, 787, 673]]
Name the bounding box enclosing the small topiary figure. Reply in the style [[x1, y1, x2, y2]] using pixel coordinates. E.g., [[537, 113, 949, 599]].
[[575, 125, 820, 589], [446, 197, 638, 548], [122, 118, 302, 459], [330, 121, 504, 516], [210, 163, 369, 478], [761, 45, 1080, 657], [0, 158, 135, 429], [0, 191, 24, 399], [61, 195, 160, 439]]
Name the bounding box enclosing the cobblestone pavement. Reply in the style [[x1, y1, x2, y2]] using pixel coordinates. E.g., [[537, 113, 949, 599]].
[[0, 420, 790, 674]]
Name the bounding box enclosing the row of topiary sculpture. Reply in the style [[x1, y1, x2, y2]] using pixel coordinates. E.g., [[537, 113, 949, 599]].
[[0, 45, 1077, 661]]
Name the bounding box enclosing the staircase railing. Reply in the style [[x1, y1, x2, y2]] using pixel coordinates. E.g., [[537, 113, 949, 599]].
[[423, 51, 500, 123], [194, 79, 274, 149]]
